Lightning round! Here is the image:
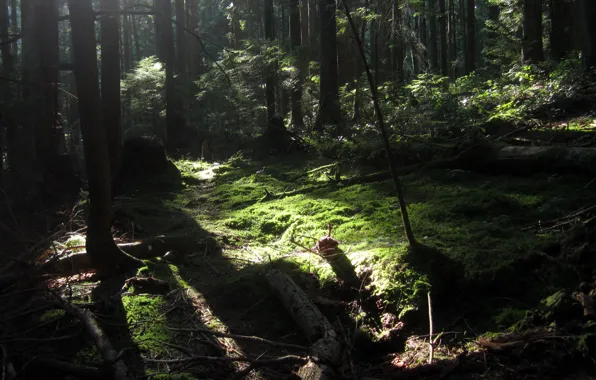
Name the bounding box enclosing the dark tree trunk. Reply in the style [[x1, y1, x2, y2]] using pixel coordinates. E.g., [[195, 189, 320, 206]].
[[0, 0, 13, 72], [189, 0, 201, 77], [131, 8, 142, 59], [308, 0, 318, 62], [314, 0, 341, 132], [154, 0, 167, 63], [582, 0, 596, 70], [290, 0, 304, 129], [121, 0, 131, 72], [438, 0, 447, 76], [392, 0, 404, 82], [155, 0, 185, 146], [264, 0, 275, 123], [429, 0, 439, 72], [67, 0, 142, 275], [28, 0, 60, 167], [9, 0, 16, 62], [522, 0, 544, 63], [420, 0, 428, 69], [175, 0, 186, 80], [300, 0, 309, 64], [464, 0, 475, 73], [448, 0, 456, 78], [549, 0, 571, 62], [100, 0, 122, 180]]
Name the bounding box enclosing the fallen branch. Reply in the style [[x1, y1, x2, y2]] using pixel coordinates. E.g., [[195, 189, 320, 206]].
[[165, 326, 309, 351], [143, 354, 306, 366], [50, 291, 128, 380], [266, 269, 342, 379], [28, 358, 109, 379]]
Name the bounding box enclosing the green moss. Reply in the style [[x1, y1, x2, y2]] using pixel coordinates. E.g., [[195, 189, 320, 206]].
[[122, 294, 172, 354]]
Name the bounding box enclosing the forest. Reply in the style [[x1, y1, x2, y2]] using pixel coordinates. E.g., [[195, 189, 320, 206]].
[[1, 0, 596, 378]]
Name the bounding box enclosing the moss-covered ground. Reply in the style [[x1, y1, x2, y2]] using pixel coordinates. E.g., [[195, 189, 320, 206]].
[[26, 145, 595, 379], [84, 144, 592, 377]]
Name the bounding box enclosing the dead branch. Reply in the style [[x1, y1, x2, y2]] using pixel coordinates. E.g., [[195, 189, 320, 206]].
[[28, 358, 108, 379], [166, 326, 308, 351], [50, 291, 128, 380], [143, 354, 306, 366]]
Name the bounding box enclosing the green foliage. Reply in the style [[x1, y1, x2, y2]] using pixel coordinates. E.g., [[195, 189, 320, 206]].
[[121, 57, 166, 135]]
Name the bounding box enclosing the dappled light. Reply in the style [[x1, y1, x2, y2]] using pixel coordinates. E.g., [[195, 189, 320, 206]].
[[2, 0, 596, 379]]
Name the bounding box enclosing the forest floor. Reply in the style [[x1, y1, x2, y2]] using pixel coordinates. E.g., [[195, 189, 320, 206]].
[[3, 122, 596, 379]]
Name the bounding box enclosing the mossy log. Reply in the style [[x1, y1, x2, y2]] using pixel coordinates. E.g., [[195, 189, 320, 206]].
[[266, 269, 342, 380]]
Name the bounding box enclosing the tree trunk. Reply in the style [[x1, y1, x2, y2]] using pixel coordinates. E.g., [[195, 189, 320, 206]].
[[464, 0, 475, 73], [121, 1, 131, 72], [392, 0, 404, 82], [131, 9, 142, 60], [290, 0, 304, 129], [300, 0, 309, 64], [522, 0, 544, 63], [420, 0, 428, 70], [438, 0, 447, 76], [308, 0, 318, 62], [429, 0, 439, 72], [0, 0, 13, 72], [460, 0, 467, 76], [581, 0, 596, 70], [175, 0, 186, 81], [264, 0, 276, 123], [9, 0, 16, 63], [314, 0, 341, 133], [189, 0, 201, 78], [100, 0, 122, 180], [67, 0, 142, 275], [154, 0, 167, 63], [549, 0, 571, 62], [448, 0, 456, 78]]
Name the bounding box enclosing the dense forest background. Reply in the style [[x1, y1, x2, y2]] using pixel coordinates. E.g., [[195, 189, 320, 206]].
[[1, 0, 596, 379]]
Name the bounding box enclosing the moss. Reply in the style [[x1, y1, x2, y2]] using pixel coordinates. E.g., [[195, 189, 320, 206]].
[[122, 294, 172, 354]]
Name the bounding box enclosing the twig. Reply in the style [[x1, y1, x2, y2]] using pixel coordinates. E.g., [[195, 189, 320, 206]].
[[143, 354, 306, 366], [166, 326, 308, 351], [427, 291, 434, 364]]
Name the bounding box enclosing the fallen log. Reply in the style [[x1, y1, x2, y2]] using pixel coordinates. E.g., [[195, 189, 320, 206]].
[[50, 292, 128, 380], [266, 269, 342, 380]]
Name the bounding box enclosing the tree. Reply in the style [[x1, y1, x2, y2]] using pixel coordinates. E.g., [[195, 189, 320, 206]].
[[0, 0, 13, 73], [429, 0, 439, 72], [67, 0, 142, 275], [289, 0, 304, 129], [175, 0, 187, 81], [392, 0, 404, 82], [100, 0, 122, 179], [438, 0, 448, 76], [465, 0, 476, 73], [549, 0, 572, 62], [581, 0, 596, 70], [314, 0, 341, 132], [264, 0, 275, 123], [522, 0, 544, 63]]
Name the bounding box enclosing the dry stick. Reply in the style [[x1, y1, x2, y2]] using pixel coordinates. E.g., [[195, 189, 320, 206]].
[[50, 291, 128, 380], [427, 292, 434, 364], [143, 354, 306, 366], [340, 0, 417, 246], [166, 327, 308, 351]]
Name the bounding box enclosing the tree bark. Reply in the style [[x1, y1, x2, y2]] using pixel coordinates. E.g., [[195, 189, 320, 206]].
[[308, 0, 318, 62], [175, 0, 186, 81], [9, 0, 16, 61], [581, 0, 596, 70], [100, 0, 122, 180], [67, 0, 143, 275], [0, 0, 13, 72], [464, 0, 475, 73], [429, 0, 439, 72], [522, 0, 544, 63], [392, 0, 404, 82], [189, 0, 201, 78], [448, 0, 456, 78], [314, 0, 341, 133], [549, 0, 572, 62], [290, 0, 304, 129], [266, 269, 341, 380], [438, 0, 447, 76], [264, 0, 276, 123]]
